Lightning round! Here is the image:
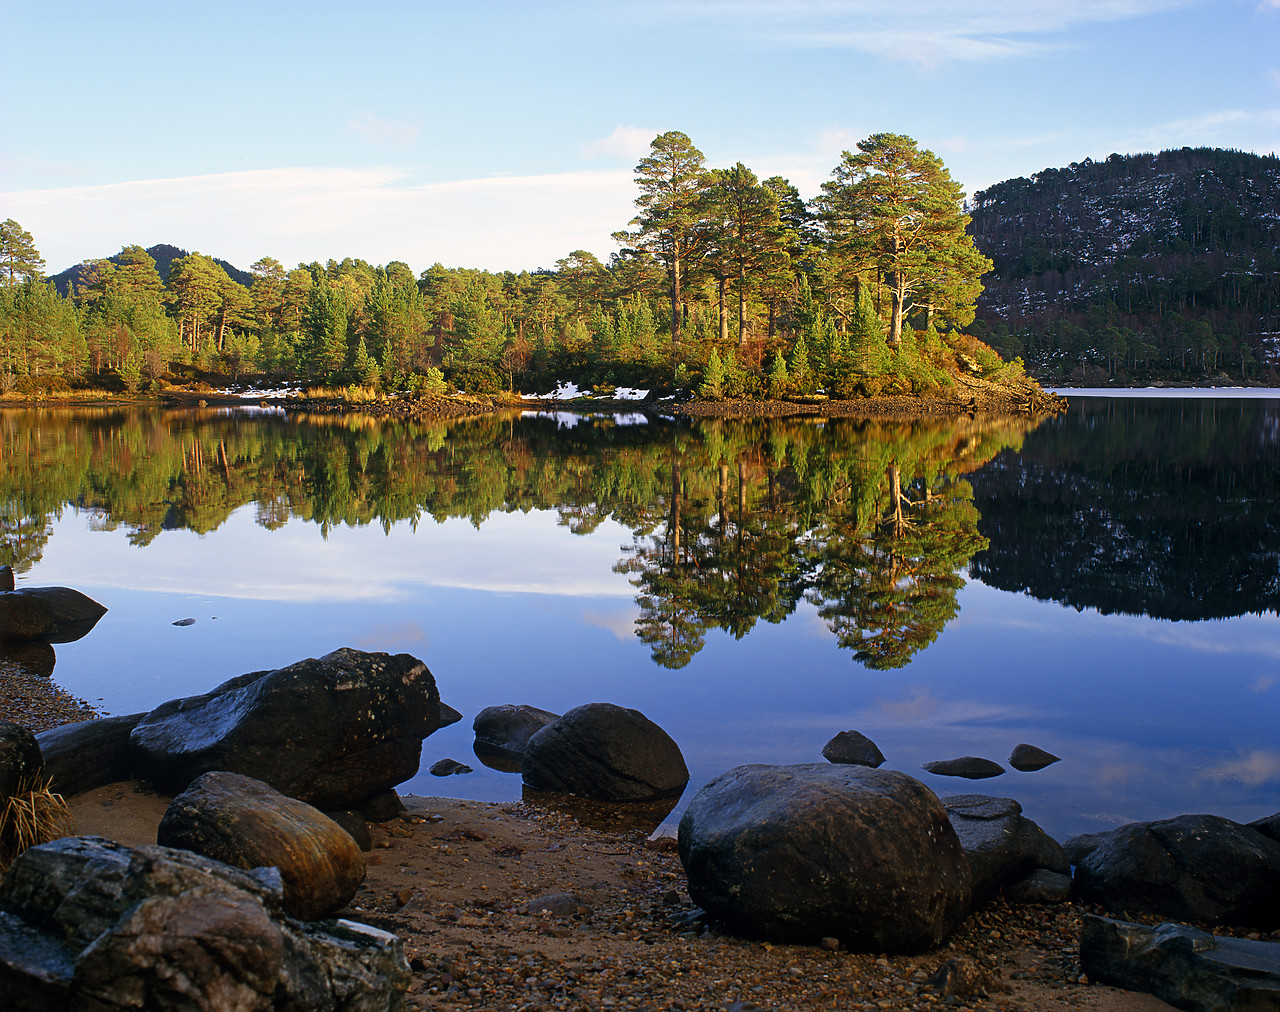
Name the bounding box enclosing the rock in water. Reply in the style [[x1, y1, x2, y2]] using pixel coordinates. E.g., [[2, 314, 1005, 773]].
[[474, 703, 560, 760], [157, 771, 366, 920], [1067, 814, 1280, 928], [678, 763, 971, 952], [1008, 743, 1060, 771], [942, 795, 1069, 905], [130, 647, 452, 810], [429, 758, 472, 776], [0, 587, 107, 644], [1080, 914, 1280, 1012], [522, 702, 688, 802], [0, 835, 408, 1011], [821, 729, 885, 768], [922, 757, 1005, 779]]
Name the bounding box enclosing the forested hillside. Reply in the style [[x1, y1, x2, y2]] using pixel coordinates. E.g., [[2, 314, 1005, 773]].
[[968, 147, 1280, 383]]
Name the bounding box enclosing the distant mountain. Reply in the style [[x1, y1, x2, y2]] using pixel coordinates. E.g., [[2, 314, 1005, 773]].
[[967, 147, 1280, 382], [48, 244, 254, 296]]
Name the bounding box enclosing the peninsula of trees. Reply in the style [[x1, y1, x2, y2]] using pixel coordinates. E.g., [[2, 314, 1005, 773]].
[[10, 134, 1258, 403]]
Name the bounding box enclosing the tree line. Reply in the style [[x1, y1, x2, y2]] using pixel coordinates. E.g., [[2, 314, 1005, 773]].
[[0, 131, 1009, 400]]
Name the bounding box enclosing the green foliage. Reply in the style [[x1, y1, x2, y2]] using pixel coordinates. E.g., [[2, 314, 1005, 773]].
[[767, 351, 789, 399], [699, 349, 726, 399]]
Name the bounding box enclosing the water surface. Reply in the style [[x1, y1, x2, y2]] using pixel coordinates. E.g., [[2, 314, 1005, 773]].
[[2, 396, 1277, 839]]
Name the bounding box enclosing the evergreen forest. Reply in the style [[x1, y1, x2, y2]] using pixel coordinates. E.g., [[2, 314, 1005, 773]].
[[0, 133, 1013, 402], [2, 139, 1276, 398]]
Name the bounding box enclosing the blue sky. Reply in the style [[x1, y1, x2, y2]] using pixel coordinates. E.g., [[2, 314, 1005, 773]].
[[3, 0, 1277, 276]]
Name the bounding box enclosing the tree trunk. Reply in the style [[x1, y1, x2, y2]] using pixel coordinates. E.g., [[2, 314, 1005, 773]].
[[738, 265, 748, 347], [718, 278, 728, 344]]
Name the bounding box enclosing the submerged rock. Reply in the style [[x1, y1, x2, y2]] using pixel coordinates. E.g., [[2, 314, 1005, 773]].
[[922, 757, 1005, 779], [473, 703, 560, 760], [679, 763, 971, 952]]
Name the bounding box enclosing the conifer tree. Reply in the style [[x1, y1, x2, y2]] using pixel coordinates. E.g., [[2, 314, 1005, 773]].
[[0, 220, 45, 287]]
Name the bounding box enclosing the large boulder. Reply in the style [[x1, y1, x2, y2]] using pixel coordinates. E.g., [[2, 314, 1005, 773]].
[[0, 835, 408, 1011], [943, 795, 1069, 905], [0, 588, 107, 644], [157, 771, 366, 920], [678, 763, 972, 952], [0, 721, 42, 800], [1067, 814, 1280, 928], [1080, 914, 1280, 1012], [521, 702, 688, 802], [35, 713, 145, 797], [130, 648, 456, 810]]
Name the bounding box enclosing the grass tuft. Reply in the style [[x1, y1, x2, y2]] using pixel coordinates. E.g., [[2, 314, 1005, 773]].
[[0, 776, 77, 873]]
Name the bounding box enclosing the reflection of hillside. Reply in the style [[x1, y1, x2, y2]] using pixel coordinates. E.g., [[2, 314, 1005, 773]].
[[2, 408, 1041, 668], [968, 398, 1280, 620]]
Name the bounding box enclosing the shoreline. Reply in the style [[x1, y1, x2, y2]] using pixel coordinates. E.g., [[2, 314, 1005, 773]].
[[63, 780, 1183, 1012]]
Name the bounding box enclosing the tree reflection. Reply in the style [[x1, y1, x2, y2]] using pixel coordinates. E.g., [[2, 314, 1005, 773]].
[[3, 407, 1031, 670]]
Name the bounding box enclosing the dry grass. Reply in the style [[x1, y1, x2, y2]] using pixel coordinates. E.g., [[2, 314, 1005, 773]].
[[0, 776, 77, 873]]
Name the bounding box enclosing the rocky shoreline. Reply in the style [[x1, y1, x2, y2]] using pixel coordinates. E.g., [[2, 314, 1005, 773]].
[[65, 785, 1192, 1012]]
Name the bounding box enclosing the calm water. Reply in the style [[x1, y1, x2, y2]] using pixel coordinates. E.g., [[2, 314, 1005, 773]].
[[2, 395, 1277, 840]]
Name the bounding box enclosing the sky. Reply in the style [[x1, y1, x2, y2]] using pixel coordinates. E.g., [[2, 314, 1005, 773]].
[[3, 0, 1277, 277]]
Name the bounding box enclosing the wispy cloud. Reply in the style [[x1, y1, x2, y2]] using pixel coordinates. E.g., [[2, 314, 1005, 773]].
[[347, 113, 421, 148], [645, 0, 1196, 63], [582, 126, 657, 160]]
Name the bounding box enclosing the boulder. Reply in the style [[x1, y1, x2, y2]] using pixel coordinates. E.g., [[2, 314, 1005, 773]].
[[0, 588, 107, 644], [821, 729, 885, 768], [473, 703, 560, 760], [1068, 815, 1280, 928], [0, 565, 13, 591], [35, 713, 145, 797], [1080, 914, 1280, 1012], [0, 721, 42, 800], [522, 702, 688, 802], [943, 795, 1069, 904], [1005, 869, 1073, 905], [1008, 743, 1061, 772], [921, 757, 1004, 779], [157, 771, 366, 920], [129, 647, 454, 810], [0, 835, 408, 1011], [678, 763, 972, 952]]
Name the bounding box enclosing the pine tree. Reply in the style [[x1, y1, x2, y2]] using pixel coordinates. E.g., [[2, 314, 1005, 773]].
[[0, 220, 45, 287], [819, 134, 991, 348]]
